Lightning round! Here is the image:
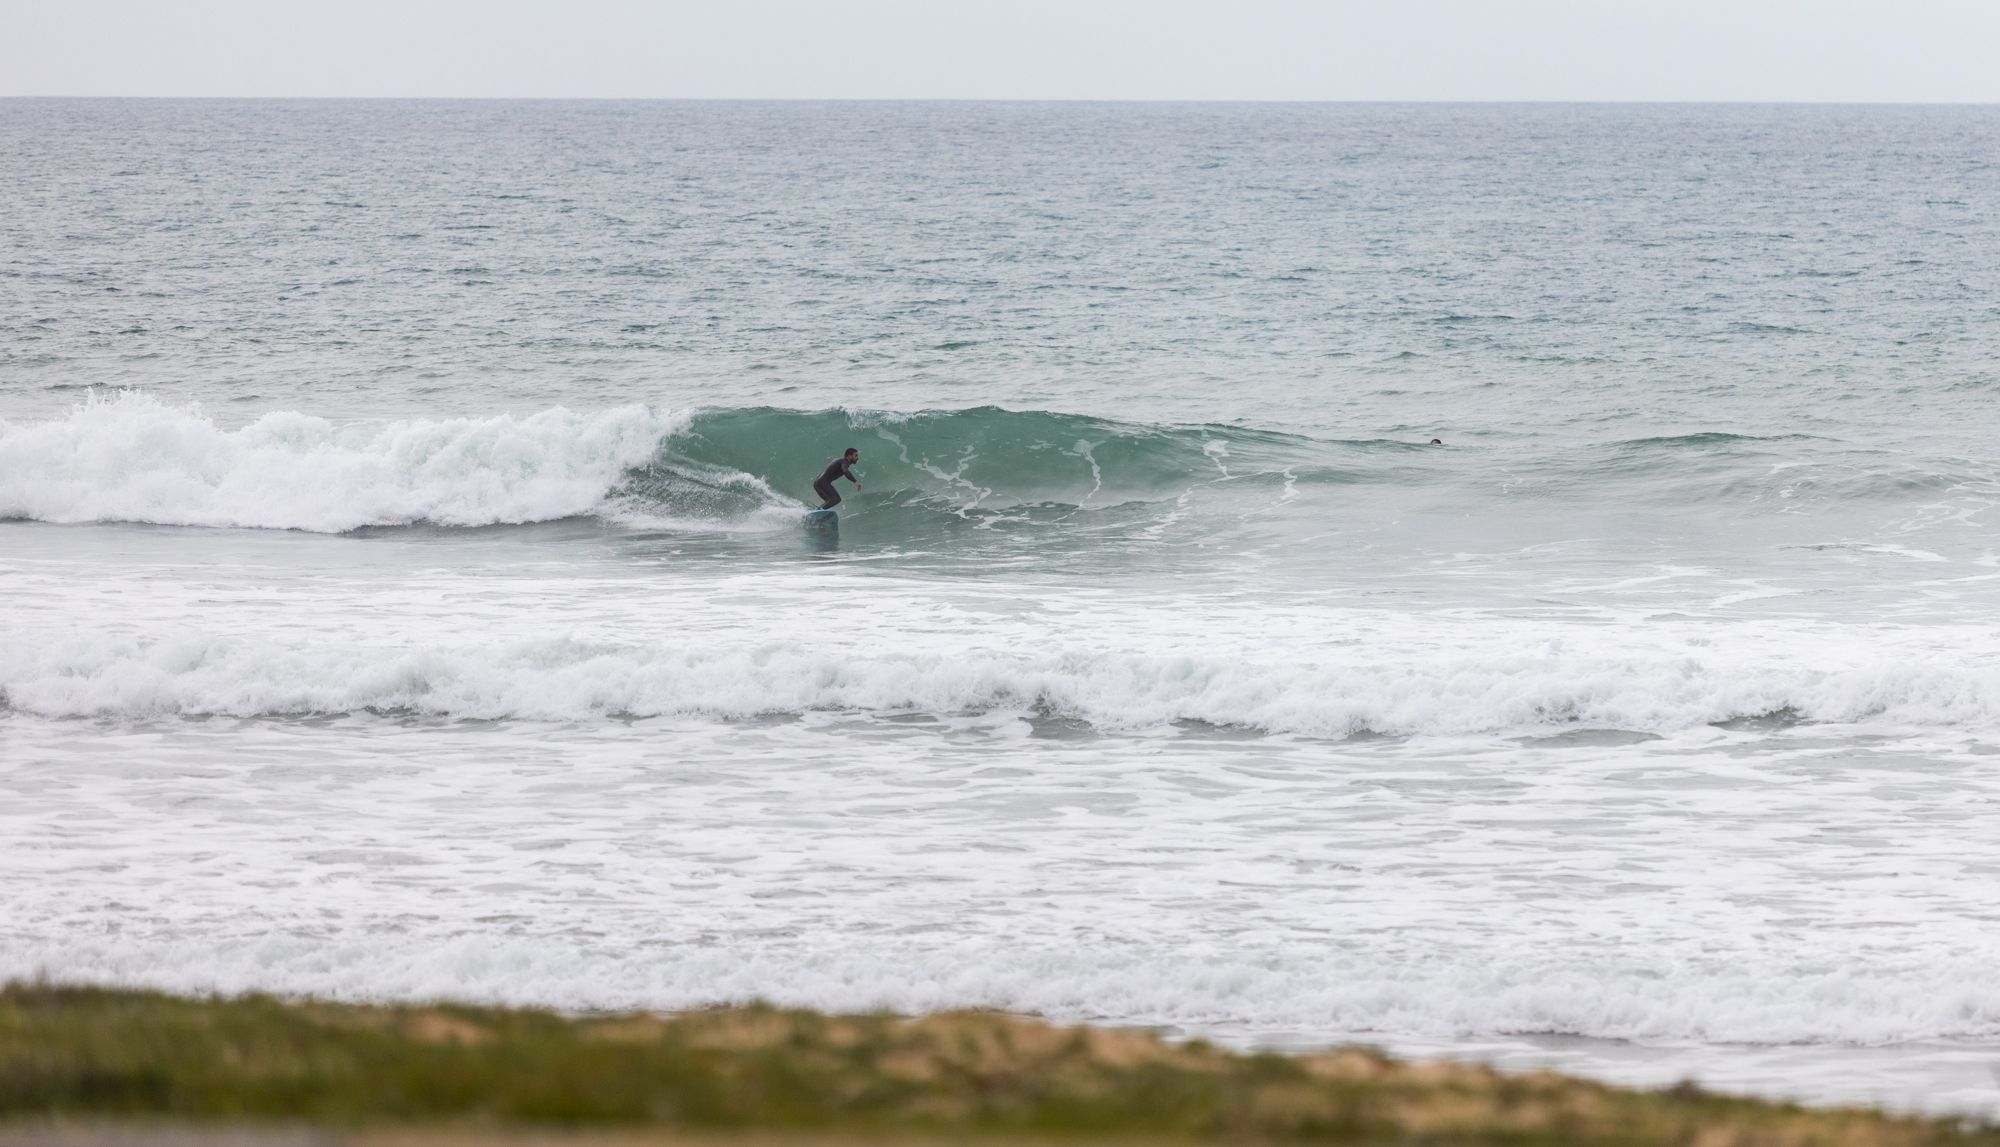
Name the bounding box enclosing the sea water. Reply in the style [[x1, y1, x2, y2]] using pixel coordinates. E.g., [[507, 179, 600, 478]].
[[4, 100, 2000, 1116]]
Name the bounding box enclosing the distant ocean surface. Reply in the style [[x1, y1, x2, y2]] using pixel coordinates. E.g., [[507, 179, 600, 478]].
[[5, 100, 2000, 1116]]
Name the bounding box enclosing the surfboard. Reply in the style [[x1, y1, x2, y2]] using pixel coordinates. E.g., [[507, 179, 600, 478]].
[[803, 508, 838, 529]]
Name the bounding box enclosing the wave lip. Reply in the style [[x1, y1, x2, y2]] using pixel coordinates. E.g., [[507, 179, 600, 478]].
[[0, 392, 679, 533]]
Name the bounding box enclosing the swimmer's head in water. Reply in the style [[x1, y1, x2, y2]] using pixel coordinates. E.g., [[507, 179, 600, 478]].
[[1429, 438, 1443, 445]]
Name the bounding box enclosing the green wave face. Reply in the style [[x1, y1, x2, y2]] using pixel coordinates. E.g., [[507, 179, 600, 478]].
[[623, 406, 1357, 520]]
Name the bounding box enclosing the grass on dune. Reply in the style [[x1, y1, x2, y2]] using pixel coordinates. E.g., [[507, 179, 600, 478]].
[[0, 982, 1992, 1145]]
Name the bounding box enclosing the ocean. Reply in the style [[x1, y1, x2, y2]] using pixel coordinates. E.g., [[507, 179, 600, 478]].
[[4, 99, 2000, 1116]]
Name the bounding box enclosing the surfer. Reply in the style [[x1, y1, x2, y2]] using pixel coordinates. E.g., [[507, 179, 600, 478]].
[[813, 448, 862, 509]]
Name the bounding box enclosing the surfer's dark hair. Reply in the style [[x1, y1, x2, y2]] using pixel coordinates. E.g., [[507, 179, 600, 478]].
[[843, 446, 859, 456]]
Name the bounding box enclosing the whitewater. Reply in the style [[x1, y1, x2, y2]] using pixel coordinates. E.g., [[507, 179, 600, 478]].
[[7, 99, 2000, 1119]]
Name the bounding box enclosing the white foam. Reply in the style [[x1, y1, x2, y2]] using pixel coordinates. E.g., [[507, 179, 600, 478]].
[[5, 622, 2000, 734], [7, 699, 2000, 1064], [0, 392, 679, 532]]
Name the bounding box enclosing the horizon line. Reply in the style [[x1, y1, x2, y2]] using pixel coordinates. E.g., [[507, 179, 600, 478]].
[[5, 95, 2000, 106]]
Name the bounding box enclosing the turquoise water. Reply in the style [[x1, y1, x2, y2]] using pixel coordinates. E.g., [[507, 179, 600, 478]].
[[5, 100, 2000, 1115]]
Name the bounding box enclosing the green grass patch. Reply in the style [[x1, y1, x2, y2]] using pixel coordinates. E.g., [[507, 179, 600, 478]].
[[0, 982, 1991, 1145]]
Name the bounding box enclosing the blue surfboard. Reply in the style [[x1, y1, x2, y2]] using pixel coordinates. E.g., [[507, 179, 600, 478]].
[[803, 508, 838, 529]]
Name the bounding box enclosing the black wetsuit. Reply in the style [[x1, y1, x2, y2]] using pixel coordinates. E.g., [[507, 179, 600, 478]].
[[814, 457, 857, 508]]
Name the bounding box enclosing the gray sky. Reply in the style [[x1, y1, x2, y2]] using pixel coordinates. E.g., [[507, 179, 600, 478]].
[[7, 0, 2000, 102]]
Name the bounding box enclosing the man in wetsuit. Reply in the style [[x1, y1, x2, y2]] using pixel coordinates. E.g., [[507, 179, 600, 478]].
[[813, 447, 862, 509]]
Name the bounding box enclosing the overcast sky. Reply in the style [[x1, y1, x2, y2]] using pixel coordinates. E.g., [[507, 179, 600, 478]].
[[7, 0, 2000, 102]]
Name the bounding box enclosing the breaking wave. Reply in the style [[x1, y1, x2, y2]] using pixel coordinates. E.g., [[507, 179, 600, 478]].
[[0, 393, 1395, 533], [7, 629, 2000, 735], [2, 392, 1984, 534]]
